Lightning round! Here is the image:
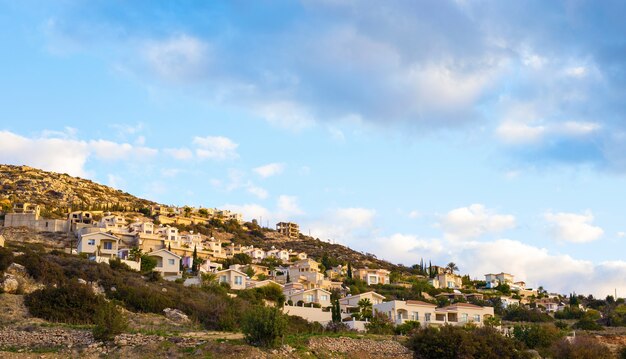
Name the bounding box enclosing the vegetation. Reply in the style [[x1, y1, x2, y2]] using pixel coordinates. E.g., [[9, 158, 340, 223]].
[[502, 305, 554, 322], [550, 336, 612, 359], [241, 306, 287, 348], [24, 280, 105, 324], [0, 246, 13, 272], [92, 301, 129, 341], [407, 325, 530, 359], [511, 324, 563, 350]]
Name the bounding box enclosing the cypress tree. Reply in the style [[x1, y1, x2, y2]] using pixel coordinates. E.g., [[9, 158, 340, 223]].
[[192, 245, 198, 272], [347, 263, 352, 279]]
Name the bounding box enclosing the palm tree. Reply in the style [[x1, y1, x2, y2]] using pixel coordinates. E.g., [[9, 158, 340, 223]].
[[358, 298, 373, 320], [446, 262, 459, 274]]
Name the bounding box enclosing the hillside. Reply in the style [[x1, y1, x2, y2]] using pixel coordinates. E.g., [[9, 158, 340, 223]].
[[0, 164, 157, 215], [0, 164, 403, 271]]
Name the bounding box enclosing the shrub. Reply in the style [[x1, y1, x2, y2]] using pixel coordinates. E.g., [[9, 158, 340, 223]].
[[109, 258, 131, 271], [573, 316, 603, 330], [365, 312, 394, 334], [554, 321, 569, 330], [93, 301, 128, 341], [503, 306, 553, 322], [25, 281, 104, 324], [395, 320, 421, 335], [550, 336, 611, 359], [407, 325, 528, 359], [0, 247, 13, 271], [512, 324, 563, 350], [140, 255, 157, 272], [15, 251, 66, 286], [620, 346, 626, 359], [241, 306, 287, 348]]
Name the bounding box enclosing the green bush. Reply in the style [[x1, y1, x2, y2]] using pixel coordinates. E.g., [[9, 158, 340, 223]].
[[140, 255, 157, 272], [15, 251, 66, 286], [241, 306, 287, 348], [395, 320, 421, 335], [550, 336, 611, 359], [0, 247, 13, 271], [554, 305, 585, 320], [573, 316, 603, 330], [503, 306, 553, 322], [512, 324, 563, 350], [407, 325, 529, 359], [365, 312, 394, 334], [109, 258, 131, 271], [25, 281, 104, 324], [93, 301, 128, 341]]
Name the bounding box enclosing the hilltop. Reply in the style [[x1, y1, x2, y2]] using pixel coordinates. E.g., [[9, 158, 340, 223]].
[[0, 165, 156, 216], [0, 164, 400, 270]]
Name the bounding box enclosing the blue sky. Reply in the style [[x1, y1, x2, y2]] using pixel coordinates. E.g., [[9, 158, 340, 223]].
[[1, 0, 626, 297]]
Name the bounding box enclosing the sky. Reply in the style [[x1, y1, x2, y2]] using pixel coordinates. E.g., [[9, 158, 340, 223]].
[[1, 0, 625, 297]]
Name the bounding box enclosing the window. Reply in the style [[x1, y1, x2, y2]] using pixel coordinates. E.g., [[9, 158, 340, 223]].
[[447, 281, 455, 288], [461, 313, 468, 323], [473, 314, 480, 322], [170, 236, 175, 240], [220, 275, 227, 283], [369, 276, 378, 284], [88, 239, 95, 246], [234, 276, 242, 285], [425, 313, 431, 321], [103, 242, 113, 250], [305, 294, 314, 302], [412, 312, 419, 321], [320, 295, 328, 301], [168, 259, 175, 266]]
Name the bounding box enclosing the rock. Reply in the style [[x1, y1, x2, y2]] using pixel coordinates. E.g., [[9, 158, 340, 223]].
[[1, 273, 20, 293], [78, 278, 87, 285], [163, 308, 190, 323], [7, 263, 27, 275], [161, 287, 167, 292], [110, 286, 117, 292]]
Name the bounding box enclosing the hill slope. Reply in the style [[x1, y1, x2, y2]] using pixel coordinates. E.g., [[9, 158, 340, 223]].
[[0, 164, 156, 213], [0, 164, 402, 271]]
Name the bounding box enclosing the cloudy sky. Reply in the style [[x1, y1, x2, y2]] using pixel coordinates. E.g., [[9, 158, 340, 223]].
[[1, 0, 625, 297]]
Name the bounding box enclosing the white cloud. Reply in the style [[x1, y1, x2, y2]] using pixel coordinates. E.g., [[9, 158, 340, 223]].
[[164, 148, 193, 160], [255, 101, 315, 132], [544, 210, 604, 243], [618, 231, 626, 238], [334, 207, 376, 227], [439, 204, 516, 240], [0, 131, 89, 177], [253, 163, 285, 178], [367, 233, 625, 297], [408, 210, 421, 219], [89, 140, 157, 160], [192, 136, 239, 160], [143, 34, 210, 82], [277, 195, 304, 217], [496, 121, 546, 144], [0, 130, 157, 177], [247, 185, 269, 200], [107, 174, 124, 189]]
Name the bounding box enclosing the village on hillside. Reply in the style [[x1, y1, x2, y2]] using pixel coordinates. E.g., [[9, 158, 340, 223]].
[[1, 201, 593, 332]]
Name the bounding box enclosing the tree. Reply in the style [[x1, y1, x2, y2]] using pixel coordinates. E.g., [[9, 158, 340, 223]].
[[128, 247, 142, 262], [331, 299, 341, 322], [241, 306, 287, 348], [140, 255, 157, 273], [286, 271, 291, 283], [92, 301, 128, 341], [192, 245, 198, 272], [357, 298, 373, 320], [366, 312, 394, 334], [445, 262, 459, 274], [168, 242, 171, 251], [347, 262, 353, 279]]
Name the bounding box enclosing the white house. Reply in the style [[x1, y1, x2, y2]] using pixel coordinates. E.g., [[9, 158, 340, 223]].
[[77, 232, 120, 259], [339, 291, 386, 313], [147, 249, 182, 278], [216, 268, 248, 290]]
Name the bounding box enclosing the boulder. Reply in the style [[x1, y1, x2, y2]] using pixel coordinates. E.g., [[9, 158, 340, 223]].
[[6, 263, 27, 276], [1, 273, 19, 293], [163, 308, 190, 323]]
